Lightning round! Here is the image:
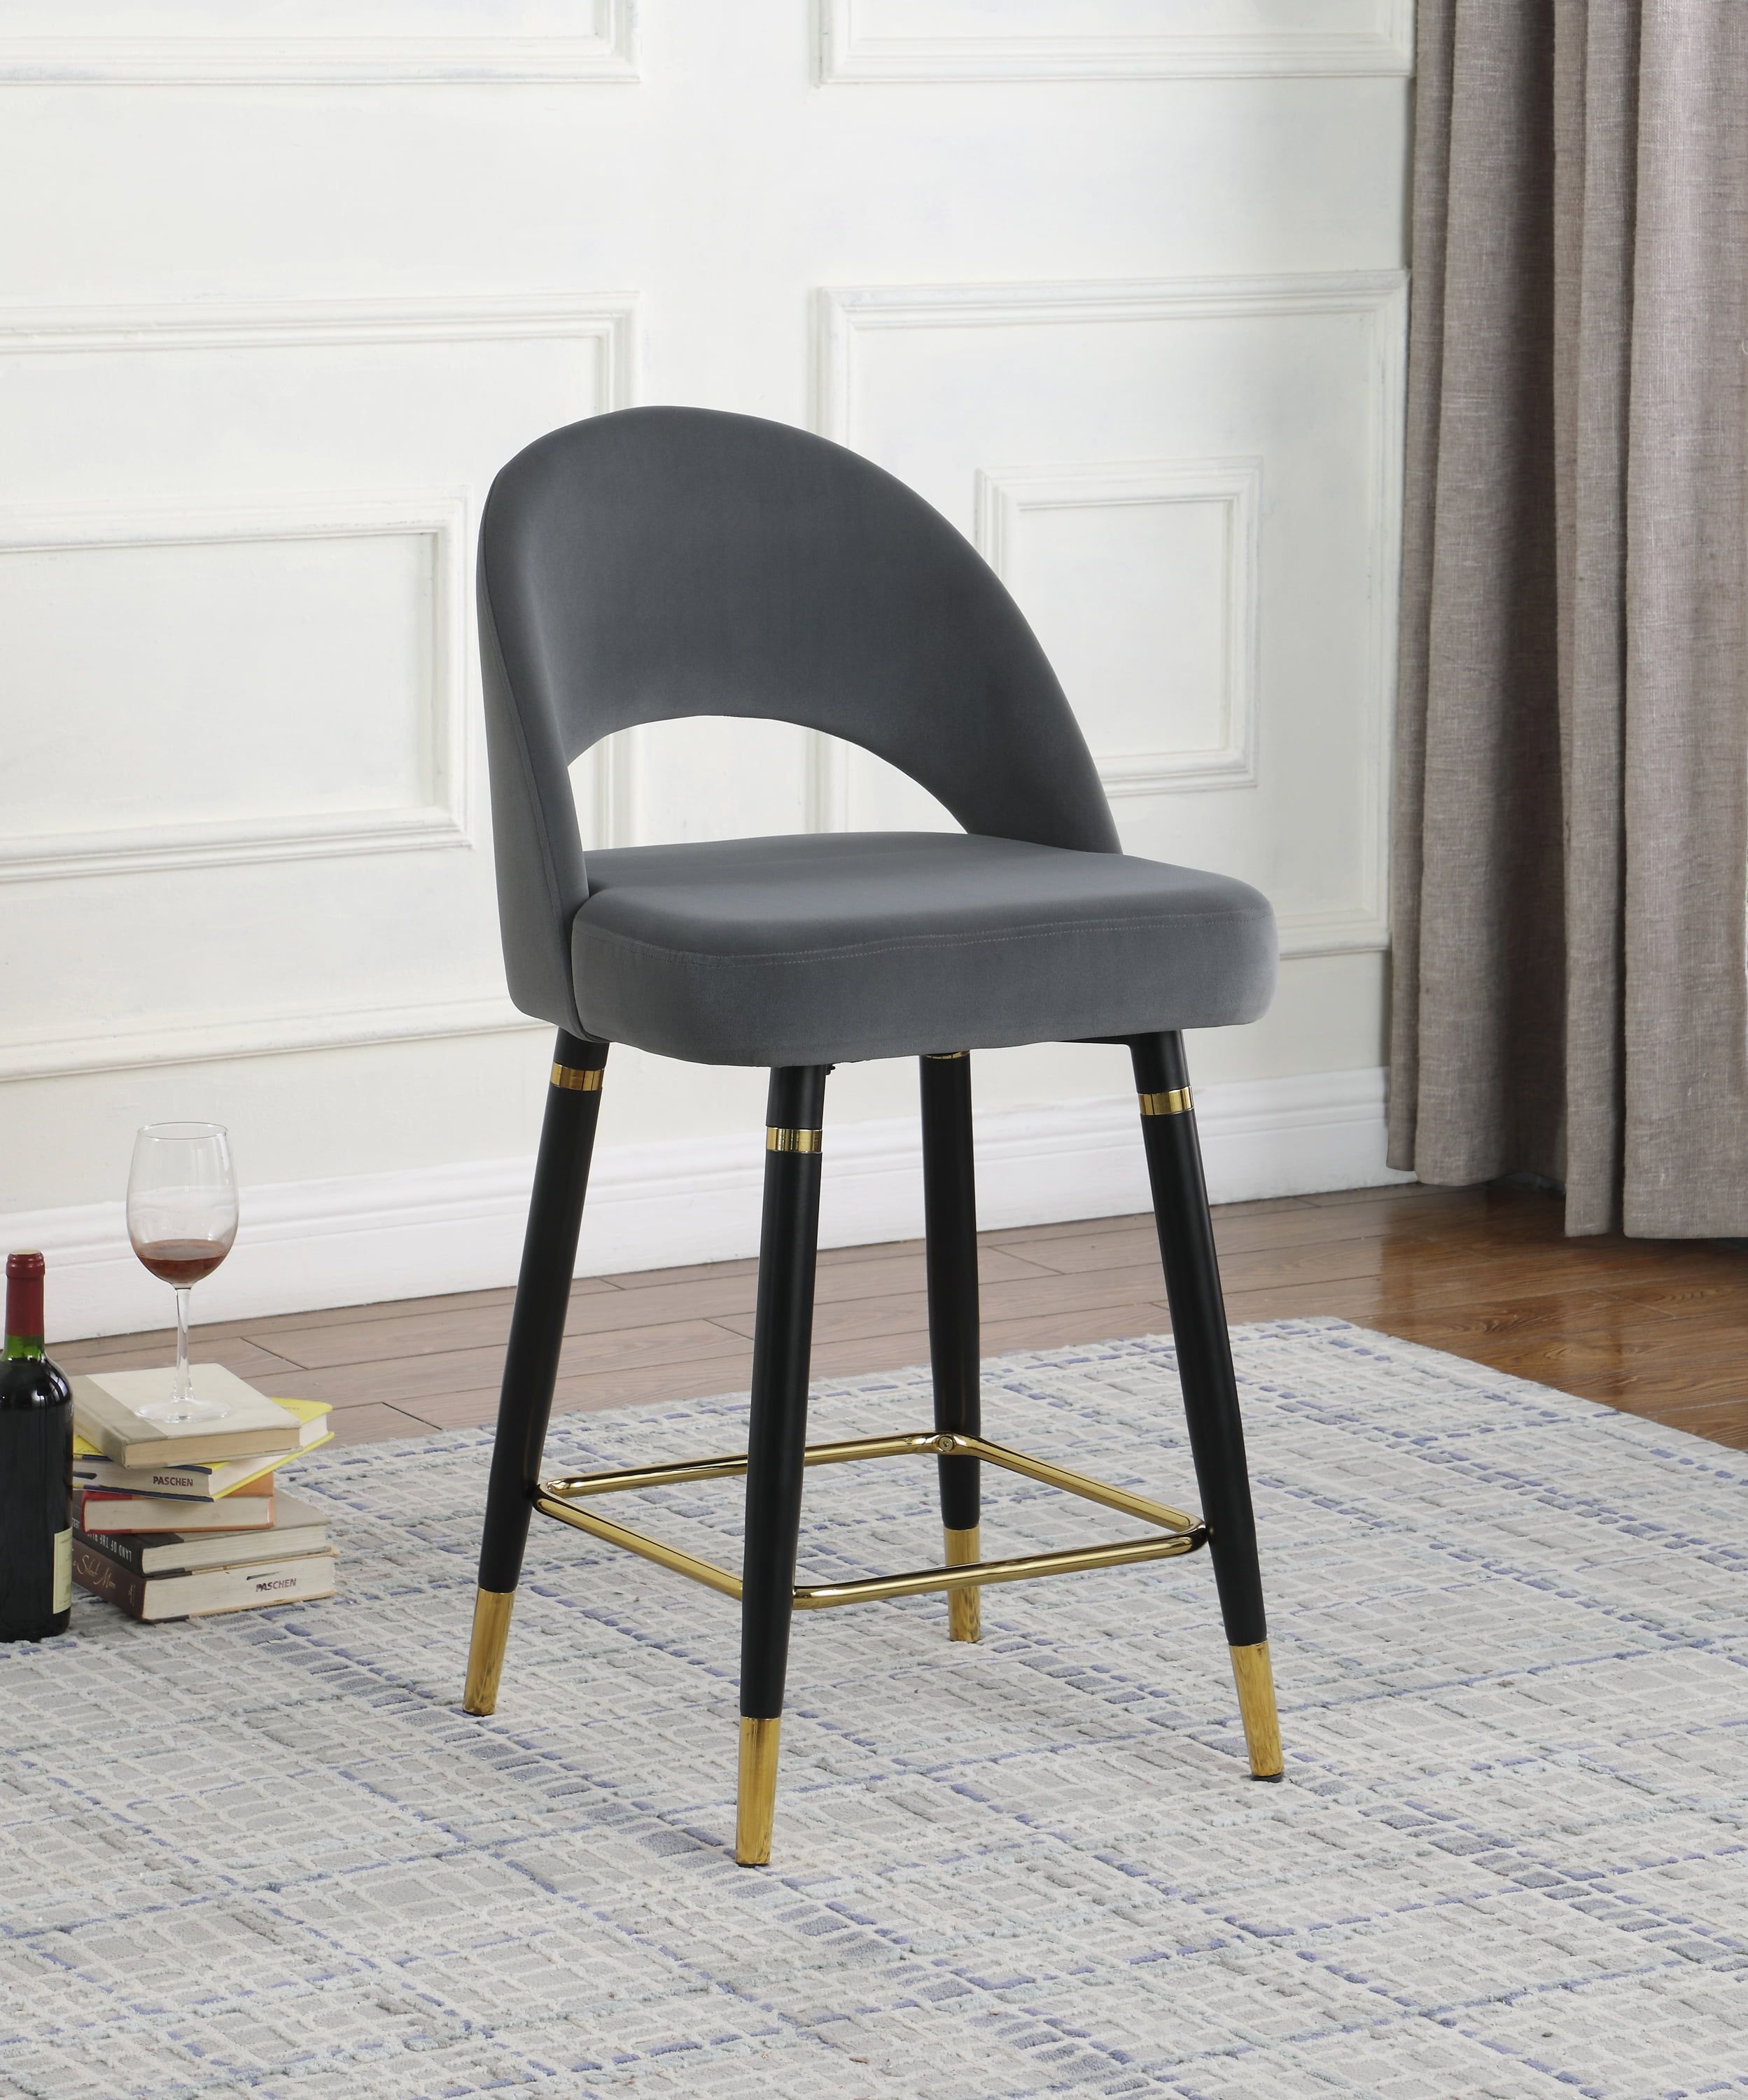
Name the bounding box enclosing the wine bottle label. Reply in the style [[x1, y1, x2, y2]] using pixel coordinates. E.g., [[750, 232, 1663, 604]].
[[53, 1529, 72, 1614]]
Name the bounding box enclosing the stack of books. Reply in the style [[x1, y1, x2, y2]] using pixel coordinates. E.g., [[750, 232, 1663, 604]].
[[69, 1365, 337, 1622]]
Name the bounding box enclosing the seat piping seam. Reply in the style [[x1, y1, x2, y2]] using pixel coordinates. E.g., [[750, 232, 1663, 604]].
[[571, 907, 1272, 969]]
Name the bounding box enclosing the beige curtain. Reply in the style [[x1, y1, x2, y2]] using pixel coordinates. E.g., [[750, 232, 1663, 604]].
[[1390, 0, 1748, 1236]]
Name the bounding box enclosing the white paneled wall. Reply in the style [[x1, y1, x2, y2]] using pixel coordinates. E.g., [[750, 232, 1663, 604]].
[[811, 273, 1402, 956], [0, 4, 1411, 1337]]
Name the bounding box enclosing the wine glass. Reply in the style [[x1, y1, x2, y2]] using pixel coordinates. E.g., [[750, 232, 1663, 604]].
[[125, 1122, 239, 1424]]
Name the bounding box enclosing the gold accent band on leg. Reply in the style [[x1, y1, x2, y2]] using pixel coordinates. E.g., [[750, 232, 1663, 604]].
[[736, 1716, 781, 1865], [1138, 1087, 1193, 1117], [923, 1051, 967, 1060], [463, 1587, 515, 1715], [551, 1063, 604, 1091], [944, 1525, 981, 1642], [1229, 1639, 1283, 1779], [766, 1127, 823, 1153]]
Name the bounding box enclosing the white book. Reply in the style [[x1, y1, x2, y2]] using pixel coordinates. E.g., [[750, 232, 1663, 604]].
[[73, 1540, 338, 1622], [71, 1368, 307, 1468]]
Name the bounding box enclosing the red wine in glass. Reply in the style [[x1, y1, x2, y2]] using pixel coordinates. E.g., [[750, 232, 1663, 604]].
[[131, 1240, 232, 1289], [125, 1124, 239, 1424]]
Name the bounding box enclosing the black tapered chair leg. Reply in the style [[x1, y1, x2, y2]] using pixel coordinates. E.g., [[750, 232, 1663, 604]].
[[736, 1065, 830, 1865], [921, 1052, 981, 1642], [1131, 1031, 1282, 1781], [463, 1030, 608, 1716]]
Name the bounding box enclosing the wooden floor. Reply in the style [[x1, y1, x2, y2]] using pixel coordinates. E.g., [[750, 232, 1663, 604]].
[[60, 1180, 1747, 1452]]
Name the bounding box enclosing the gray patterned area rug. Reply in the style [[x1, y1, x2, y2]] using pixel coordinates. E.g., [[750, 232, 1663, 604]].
[[4, 1320, 1746, 2100]]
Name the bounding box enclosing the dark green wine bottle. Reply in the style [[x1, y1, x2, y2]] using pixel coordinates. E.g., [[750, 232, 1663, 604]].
[[0, 1251, 74, 1641]]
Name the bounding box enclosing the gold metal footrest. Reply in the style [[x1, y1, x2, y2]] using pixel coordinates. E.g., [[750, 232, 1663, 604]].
[[533, 1430, 1206, 1609]]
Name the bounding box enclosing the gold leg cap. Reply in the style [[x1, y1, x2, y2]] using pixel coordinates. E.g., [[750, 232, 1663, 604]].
[[944, 1525, 981, 1643], [1229, 1639, 1283, 1780], [735, 1716, 781, 1866], [463, 1587, 515, 1716]]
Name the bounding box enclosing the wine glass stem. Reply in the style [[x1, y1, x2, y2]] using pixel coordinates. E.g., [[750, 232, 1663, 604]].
[[174, 1288, 192, 1404]]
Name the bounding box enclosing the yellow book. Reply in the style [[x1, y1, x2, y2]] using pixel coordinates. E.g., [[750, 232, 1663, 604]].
[[73, 1398, 333, 1499]]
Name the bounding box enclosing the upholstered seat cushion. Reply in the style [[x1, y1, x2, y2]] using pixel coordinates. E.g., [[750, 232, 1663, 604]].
[[569, 832, 1276, 1068]]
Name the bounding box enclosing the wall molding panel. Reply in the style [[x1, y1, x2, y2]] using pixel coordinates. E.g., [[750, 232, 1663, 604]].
[[0, 288, 638, 1079], [0, 994, 540, 1089], [804, 729, 854, 836], [0, 1, 637, 85], [813, 273, 1405, 442], [584, 728, 640, 851], [817, 0, 1413, 84], [811, 271, 1406, 959], [0, 290, 639, 382], [975, 456, 1261, 797], [13, 1065, 1408, 1339], [0, 493, 470, 884]]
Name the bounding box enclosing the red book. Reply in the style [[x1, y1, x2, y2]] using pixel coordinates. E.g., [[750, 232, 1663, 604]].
[[77, 1487, 275, 1534]]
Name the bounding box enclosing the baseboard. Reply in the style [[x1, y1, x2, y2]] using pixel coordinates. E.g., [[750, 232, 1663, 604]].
[[16, 1066, 1407, 1341]]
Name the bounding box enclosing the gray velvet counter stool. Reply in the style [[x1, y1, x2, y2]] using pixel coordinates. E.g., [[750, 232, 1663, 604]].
[[461, 405, 1284, 1864]]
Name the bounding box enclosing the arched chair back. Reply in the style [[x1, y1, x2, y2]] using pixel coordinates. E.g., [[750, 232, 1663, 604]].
[[477, 405, 1119, 1035]]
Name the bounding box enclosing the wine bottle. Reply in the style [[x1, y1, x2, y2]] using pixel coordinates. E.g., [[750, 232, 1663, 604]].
[[0, 1251, 74, 1642]]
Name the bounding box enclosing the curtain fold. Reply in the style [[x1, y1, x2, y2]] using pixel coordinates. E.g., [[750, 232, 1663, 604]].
[[1390, 0, 1748, 1236]]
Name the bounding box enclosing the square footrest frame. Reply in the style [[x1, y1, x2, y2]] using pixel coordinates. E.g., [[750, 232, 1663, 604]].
[[533, 1429, 1208, 1608]]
